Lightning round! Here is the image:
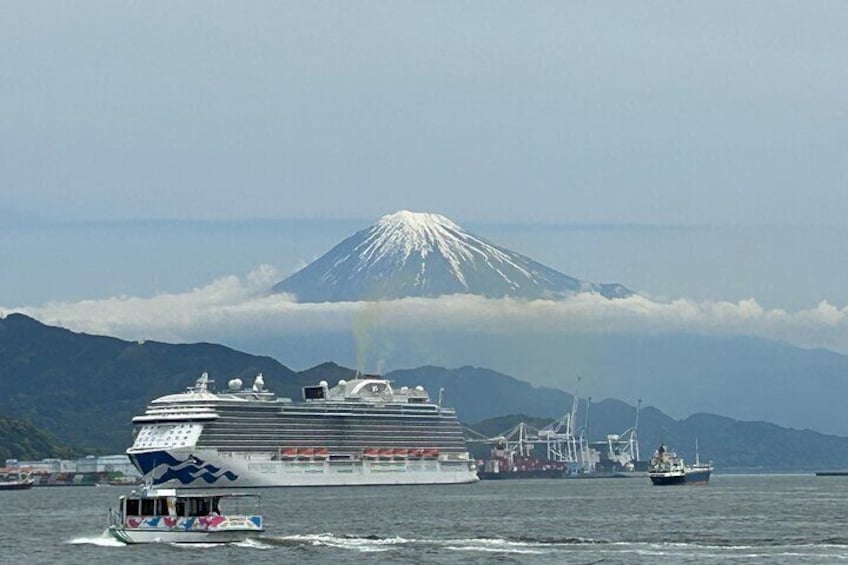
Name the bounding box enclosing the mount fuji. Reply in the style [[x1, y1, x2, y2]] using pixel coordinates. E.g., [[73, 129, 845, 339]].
[[272, 210, 632, 302]]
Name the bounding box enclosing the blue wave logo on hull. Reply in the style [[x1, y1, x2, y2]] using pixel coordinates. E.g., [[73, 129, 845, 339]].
[[132, 451, 239, 485]]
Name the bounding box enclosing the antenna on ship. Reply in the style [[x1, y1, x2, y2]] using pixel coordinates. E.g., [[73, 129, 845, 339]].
[[695, 437, 700, 466], [438, 387, 445, 407]]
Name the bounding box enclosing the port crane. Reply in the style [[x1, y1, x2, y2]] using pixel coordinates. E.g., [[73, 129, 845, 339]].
[[588, 398, 642, 472], [466, 378, 600, 473]]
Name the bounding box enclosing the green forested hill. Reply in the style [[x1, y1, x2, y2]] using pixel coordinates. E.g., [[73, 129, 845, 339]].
[[0, 313, 306, 451], [0, 414, 76, 462]]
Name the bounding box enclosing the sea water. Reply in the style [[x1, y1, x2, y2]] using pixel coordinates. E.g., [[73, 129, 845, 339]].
[[5, 474, 848, 564]]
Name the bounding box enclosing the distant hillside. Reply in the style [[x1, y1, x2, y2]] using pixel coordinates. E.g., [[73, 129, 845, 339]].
[[0, 313, 307, 451], [386, 365, 573, 423], [229, 329, 848, 436], [386, 365, 848, 472], [2, 313, 848, 471], [0, 414, 76, 462]]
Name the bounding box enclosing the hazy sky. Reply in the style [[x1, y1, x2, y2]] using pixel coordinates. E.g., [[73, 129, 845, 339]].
[[3, 2, 846, 224]]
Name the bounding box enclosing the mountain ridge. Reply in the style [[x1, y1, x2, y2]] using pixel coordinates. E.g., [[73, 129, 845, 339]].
[[272, 210, 631, 301]]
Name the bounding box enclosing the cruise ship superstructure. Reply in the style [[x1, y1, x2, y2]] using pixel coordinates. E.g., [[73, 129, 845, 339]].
[[127, 373, 478, 487]]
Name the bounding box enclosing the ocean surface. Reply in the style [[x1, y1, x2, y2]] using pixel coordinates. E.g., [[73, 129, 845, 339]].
[[5, 474, 848, 564]]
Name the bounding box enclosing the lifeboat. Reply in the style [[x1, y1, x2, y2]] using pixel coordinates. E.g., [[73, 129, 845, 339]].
[[314, 447, 329, 459], [379, 448, 394, 459], [393, 448, 409, 458], [422, 449, 440, 460], [362, 448, 379, 459], [297, 447, 314, 458], [280, 448, 298, 459], [409, 449, 424, 459]]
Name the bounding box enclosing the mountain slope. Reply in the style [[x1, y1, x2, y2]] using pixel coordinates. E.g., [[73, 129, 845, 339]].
[[272, 210, 631, 301], [0, 414, 77, 462], [0, 313, 305, 451], [229, 328, 848, 436], [386, 365, 573, 424]]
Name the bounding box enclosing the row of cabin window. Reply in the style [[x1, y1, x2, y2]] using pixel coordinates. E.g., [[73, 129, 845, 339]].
[[124, 497, 221, 517]]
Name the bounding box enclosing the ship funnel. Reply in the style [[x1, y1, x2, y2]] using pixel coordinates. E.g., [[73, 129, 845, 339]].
[[194, 372, 211, 393]]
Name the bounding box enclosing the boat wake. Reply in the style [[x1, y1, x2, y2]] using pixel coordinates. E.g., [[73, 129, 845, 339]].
[[251, 532, 848, 560], [67, 531, 126, 547], [262, 532, 603, 555], [66, 530, 848, 560]]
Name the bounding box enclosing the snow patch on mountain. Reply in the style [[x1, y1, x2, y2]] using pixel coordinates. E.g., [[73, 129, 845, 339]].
[[272, 210, 632, 302]]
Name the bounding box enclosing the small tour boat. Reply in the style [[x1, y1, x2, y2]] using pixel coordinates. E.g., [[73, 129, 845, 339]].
[[107, 487, 264, 544]]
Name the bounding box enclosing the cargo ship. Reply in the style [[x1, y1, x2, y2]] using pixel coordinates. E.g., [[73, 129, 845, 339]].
[[648, 443, 712, 485], [127, 372, 478, 487], [476, 436, 568, 479]]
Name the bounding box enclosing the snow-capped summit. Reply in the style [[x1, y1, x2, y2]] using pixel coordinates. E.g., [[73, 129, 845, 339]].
[[272, 210, 632, 302]]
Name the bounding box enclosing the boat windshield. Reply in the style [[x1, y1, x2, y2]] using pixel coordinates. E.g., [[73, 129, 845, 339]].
[[123, 494, 260, 517]]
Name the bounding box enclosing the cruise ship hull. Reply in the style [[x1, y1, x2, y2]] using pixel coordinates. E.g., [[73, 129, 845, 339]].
[[130, 448, 478, 488]]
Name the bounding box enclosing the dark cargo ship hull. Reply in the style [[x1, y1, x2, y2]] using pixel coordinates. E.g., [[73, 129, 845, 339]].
[[650, 468, 711, 486]]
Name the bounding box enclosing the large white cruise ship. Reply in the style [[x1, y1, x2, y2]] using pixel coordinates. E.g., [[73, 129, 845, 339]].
[[127, 372, 479, 487]]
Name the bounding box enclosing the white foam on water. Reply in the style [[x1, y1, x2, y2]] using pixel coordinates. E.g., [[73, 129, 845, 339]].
[[766, 551, 848, 560], [67, 531, 125, 547], [598, 541, 848, 561], [441, 537, 560, 555], [445, 545, 545, 555], [275, 533, 562, 555], [170, 542, 220, 549], [232, 538, 276, 550], [275, 533, 404, 552], [606, 540, 848, 560]]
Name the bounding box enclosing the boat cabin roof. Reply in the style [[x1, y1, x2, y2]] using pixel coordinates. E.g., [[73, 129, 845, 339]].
[[122, 487, 259, 500]]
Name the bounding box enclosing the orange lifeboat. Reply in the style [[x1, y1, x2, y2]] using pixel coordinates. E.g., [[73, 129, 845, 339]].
[[393, 448, 409, 458], [280, 447, 298, 458], [314, 447, 330, 459], [379, 448, 394, 459], [297, 447, 315, 458], [363, 448, 379, 459], [423, 449, 440, 459]]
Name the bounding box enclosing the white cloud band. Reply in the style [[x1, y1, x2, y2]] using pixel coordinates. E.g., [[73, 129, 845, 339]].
[[5, 266, 848, 354]]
